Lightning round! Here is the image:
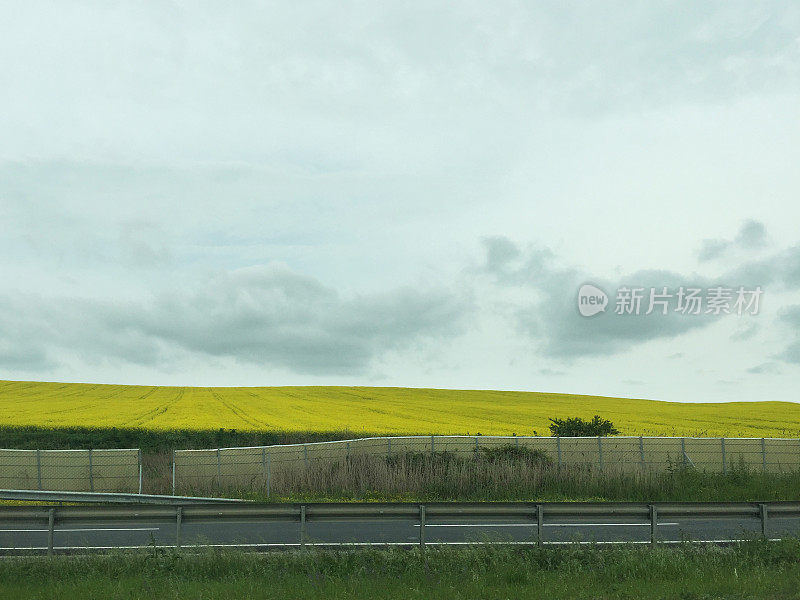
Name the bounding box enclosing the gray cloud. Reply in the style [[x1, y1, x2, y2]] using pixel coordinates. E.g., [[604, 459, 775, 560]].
[[476, 225, 800, 360], [725, 244, 800, 290], [480, 237, 718, 358], [477, 223, 800, 366], [0, 264, 469, 375], [697, 219, 768, 262], [736, 220, 768, 249], [133, 265, 468, 373], [777, 306, 800, 365], [0, 297, 60, 371], [481, 236, 521, 276], [747, 362, 780, 375], [697, 239, 730, 262]]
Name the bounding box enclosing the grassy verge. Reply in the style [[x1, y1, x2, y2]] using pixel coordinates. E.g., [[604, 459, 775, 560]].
[[5, 427, 800, 503], [2, 541, 800, 599], [177, 451, 800, 503]]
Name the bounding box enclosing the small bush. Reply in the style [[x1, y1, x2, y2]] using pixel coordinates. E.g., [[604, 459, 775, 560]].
[[549, 415, 620, 437], [479, 444, 552, 467]]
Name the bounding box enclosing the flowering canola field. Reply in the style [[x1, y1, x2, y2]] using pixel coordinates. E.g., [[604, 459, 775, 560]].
[[1, 380, 799, 437]]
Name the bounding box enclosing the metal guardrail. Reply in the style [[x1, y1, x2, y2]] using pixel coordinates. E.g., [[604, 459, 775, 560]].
[[0, 489, 247, 505], [1, 501, 798, 555]]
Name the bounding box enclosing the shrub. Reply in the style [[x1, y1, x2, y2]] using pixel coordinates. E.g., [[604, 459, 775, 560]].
[[479, 445, 552, 466], [548, 415, 620, 437]]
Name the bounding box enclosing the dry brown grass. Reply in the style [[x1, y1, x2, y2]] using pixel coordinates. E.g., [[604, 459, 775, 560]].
[[171, 450, 800, 503]]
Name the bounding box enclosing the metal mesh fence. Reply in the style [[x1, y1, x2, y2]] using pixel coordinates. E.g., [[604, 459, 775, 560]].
[[172, 436, 800, 493], [0, 449, 142, 492]]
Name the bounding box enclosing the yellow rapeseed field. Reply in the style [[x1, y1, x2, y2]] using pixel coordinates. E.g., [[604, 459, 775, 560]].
[[1, 380, 799, 437]]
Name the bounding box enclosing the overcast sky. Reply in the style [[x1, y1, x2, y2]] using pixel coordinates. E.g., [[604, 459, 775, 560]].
[[1, 1, 799, 402]]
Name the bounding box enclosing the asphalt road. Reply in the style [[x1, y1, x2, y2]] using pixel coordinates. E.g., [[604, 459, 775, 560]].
[[2, 514, 798, 551]]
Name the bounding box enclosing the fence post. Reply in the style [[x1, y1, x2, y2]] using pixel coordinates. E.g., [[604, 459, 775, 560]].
[[681, 438, 687, 468], [88, 449, 94, 492], [639, 436, 646, 470], [721, 438, 727, 474], [761, 438, 767, 472], [300, 505, 307, 548], [760, 503, 768, 538], [597, 436, 604, 470], [266, 451, 271, 498], [419, 504, 426, 549], [216, 448, 222, 488], [36, 449, 42, 491], [138, 449, 143, 494], [557, 436, 562, 468], [47, 508, 55, 556], [171, 450, 176, 495], [176, 506, 182, 549], [649, 504, 657, 545], [536, 504, 543, 547]]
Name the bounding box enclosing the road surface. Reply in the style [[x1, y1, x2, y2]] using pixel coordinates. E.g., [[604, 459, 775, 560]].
[[1, 513, 797, 552]]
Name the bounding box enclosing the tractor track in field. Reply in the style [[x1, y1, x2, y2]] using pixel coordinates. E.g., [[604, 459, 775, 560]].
[[123, 387, 186, 428], [209, 389, 265, 429]]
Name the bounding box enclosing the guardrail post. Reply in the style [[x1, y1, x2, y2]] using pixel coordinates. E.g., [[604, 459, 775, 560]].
[[346, 441, 350, 460], [138, 449, 143, 494], [36, 449, 43, 491], [639, 436, 645, 470], [387, 438, 391, 459], [721, 438, 727, 474], [419, 504, 426, 549], [515, 436, 519, 448], [176, 506, 182, 549], [171, 450, 176, 495], [430, 436, 435, 455], [760, 503, 768, 538], [536, 504, 543, 547], [47, 508, 55, 555], [649, 505, 657, 545], [475, 436, 479, 454], [88, 449, 94, 492], [761, 438, 767, 472], [557, 436, 562, 468], [300, 505, 307, 549], [303, 445, 308, 469], [597, 436, 603, 470]]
